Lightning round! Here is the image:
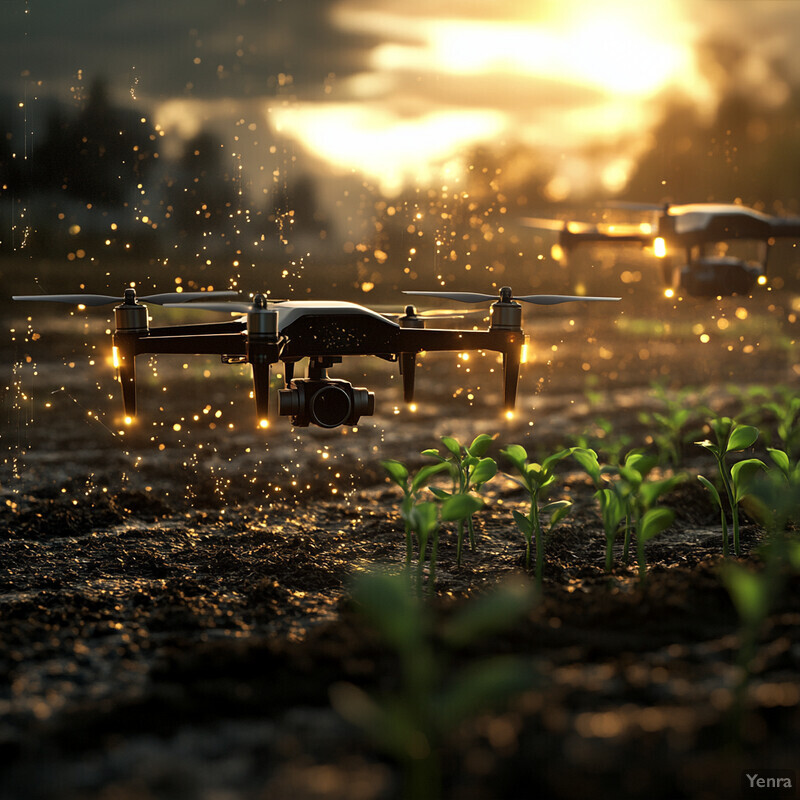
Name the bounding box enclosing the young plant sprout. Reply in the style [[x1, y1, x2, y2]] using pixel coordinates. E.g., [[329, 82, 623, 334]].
[[697, 475, 730, 556], [573, 447, 624, 572], [764, 391, 800, 459], [573, 447, 681, 574], [635, 507, 675, 583], [331, 570, 536, 800], [501, 444, 573, 587], [382, 459, 450, 567], [571, 417, 631, 466], [409, 501, 439, 595], [422, 434, 498, 566], [638, 381, 700, 468], [696, 418, 765, 556]]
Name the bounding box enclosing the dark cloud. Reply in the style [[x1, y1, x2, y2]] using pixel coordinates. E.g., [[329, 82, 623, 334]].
[[0, 0, 381, 103]]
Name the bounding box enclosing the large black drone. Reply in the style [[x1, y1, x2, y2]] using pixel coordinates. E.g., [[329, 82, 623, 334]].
[[523, 202, 800, 298], [13, 286, 619, 430]]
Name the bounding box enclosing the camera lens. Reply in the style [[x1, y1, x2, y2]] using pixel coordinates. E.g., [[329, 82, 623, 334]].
[[309, 384, 352, 428]]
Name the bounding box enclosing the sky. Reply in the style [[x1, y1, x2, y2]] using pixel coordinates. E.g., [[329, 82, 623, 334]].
[[3, 0, 800, 196]]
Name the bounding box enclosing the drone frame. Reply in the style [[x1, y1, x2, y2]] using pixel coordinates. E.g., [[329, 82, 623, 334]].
[[111, 288, 528, 427]]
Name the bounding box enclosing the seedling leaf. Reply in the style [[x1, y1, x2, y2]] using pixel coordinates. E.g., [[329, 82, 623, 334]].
[[442, 578, 535, 647], [470, 457, 497, 488], [542, 499, 572, 529], [731, 458, 767, 503], [727, 424, 759, 453], [573, 447, 602, 484], [721, 562, 769, 628], [441, 493, 484, 521], [511, 508, 533, 536], [767, 448, 791, 478], [436, 657, 535, 728], [639, 507, 674, 542], [698, 474, 722, 507], [411, 461, 450, 493], [500, 444, 529, 474], [441, 436, 462, 457], [468, 433, 496, 458], [410, 501, 439, 538], [382, 460, 409, 488], [421, 448, 445, 461]]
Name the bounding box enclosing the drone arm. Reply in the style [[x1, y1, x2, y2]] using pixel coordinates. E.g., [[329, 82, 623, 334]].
[[561, 229, 651, 251], [129, 332, 249, 356], [769, 218, 800, 238], [396, 327, 524, 410]]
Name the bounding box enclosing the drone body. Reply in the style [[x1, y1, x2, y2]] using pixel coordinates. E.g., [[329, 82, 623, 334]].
[[14, 286, 619, 430], [523, 202, 800, 298]]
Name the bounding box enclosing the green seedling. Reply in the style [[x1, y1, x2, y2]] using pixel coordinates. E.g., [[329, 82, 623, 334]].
[[571, 417, 631, 466], [696, 418, 764, 556], [721, 468, 800, 742], [501, 444, 573, 587], [331, 570, 537, 800], [638, 381, 701, 468], [724, 383, 772, 428], [697, 475, 729, 556], [595, 486, 626, 574], [764, 392, 800, 459], [748, 450, 800, 532], [636, 506, 675, 583], [422, 434, 498, 566], [409, 501, 439, 594], [573, 447, 681, 574], [382, 459, 450, 566], [573, 447, 625, 571]]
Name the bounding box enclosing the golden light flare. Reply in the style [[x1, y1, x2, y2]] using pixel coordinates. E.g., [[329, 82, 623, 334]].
[[653, 237, 667, 258], [259, 419, 270, 429], [262, 2, 700, 190]]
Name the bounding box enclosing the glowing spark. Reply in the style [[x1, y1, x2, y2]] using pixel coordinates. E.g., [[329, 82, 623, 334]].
[[757, 275, 768, 286], [505, 410, 514, 421], [112, 346, 120, 368], [409, 403, 418, 413], [664, 288, 675, 299], [259, 419, 269, 429], [124, 416, 133, 426], [520, 341, 529, 364], [653, 237, 667, 258]]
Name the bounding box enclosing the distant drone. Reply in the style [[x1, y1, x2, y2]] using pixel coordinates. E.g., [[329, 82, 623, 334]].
[[14, 286, 619, 430], [522, 202, 800, 298]]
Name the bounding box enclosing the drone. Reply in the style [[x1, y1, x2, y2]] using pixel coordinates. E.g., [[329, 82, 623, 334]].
[[13, 286, 620, 430], [522, 202, 800, 298]]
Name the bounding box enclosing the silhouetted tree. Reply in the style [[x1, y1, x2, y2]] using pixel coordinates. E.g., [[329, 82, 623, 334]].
[[0, 127, 20, 195], [31, 77, 157, 205], [165, 130, 238, 239]]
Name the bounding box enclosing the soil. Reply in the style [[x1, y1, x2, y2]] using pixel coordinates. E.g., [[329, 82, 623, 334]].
[[1, 290, 799, 800]]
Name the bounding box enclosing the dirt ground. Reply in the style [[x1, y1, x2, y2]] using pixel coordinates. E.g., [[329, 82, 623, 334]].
[[1, 288, 799, 800]]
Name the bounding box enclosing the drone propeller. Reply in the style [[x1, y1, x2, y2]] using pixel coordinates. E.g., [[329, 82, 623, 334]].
[[403, 289, 620, 305], [12, 290, 239, 307], [377, 306, 485, 322], [163, 294, 286, 314], [601, 200, 670, 213]]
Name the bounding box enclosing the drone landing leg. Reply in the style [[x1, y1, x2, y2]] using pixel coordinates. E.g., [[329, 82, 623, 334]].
[[502, 349, 520, 411], [117, 352, 137, 419], [251, 358, 271, 422], [400, 353, 416, 403]]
